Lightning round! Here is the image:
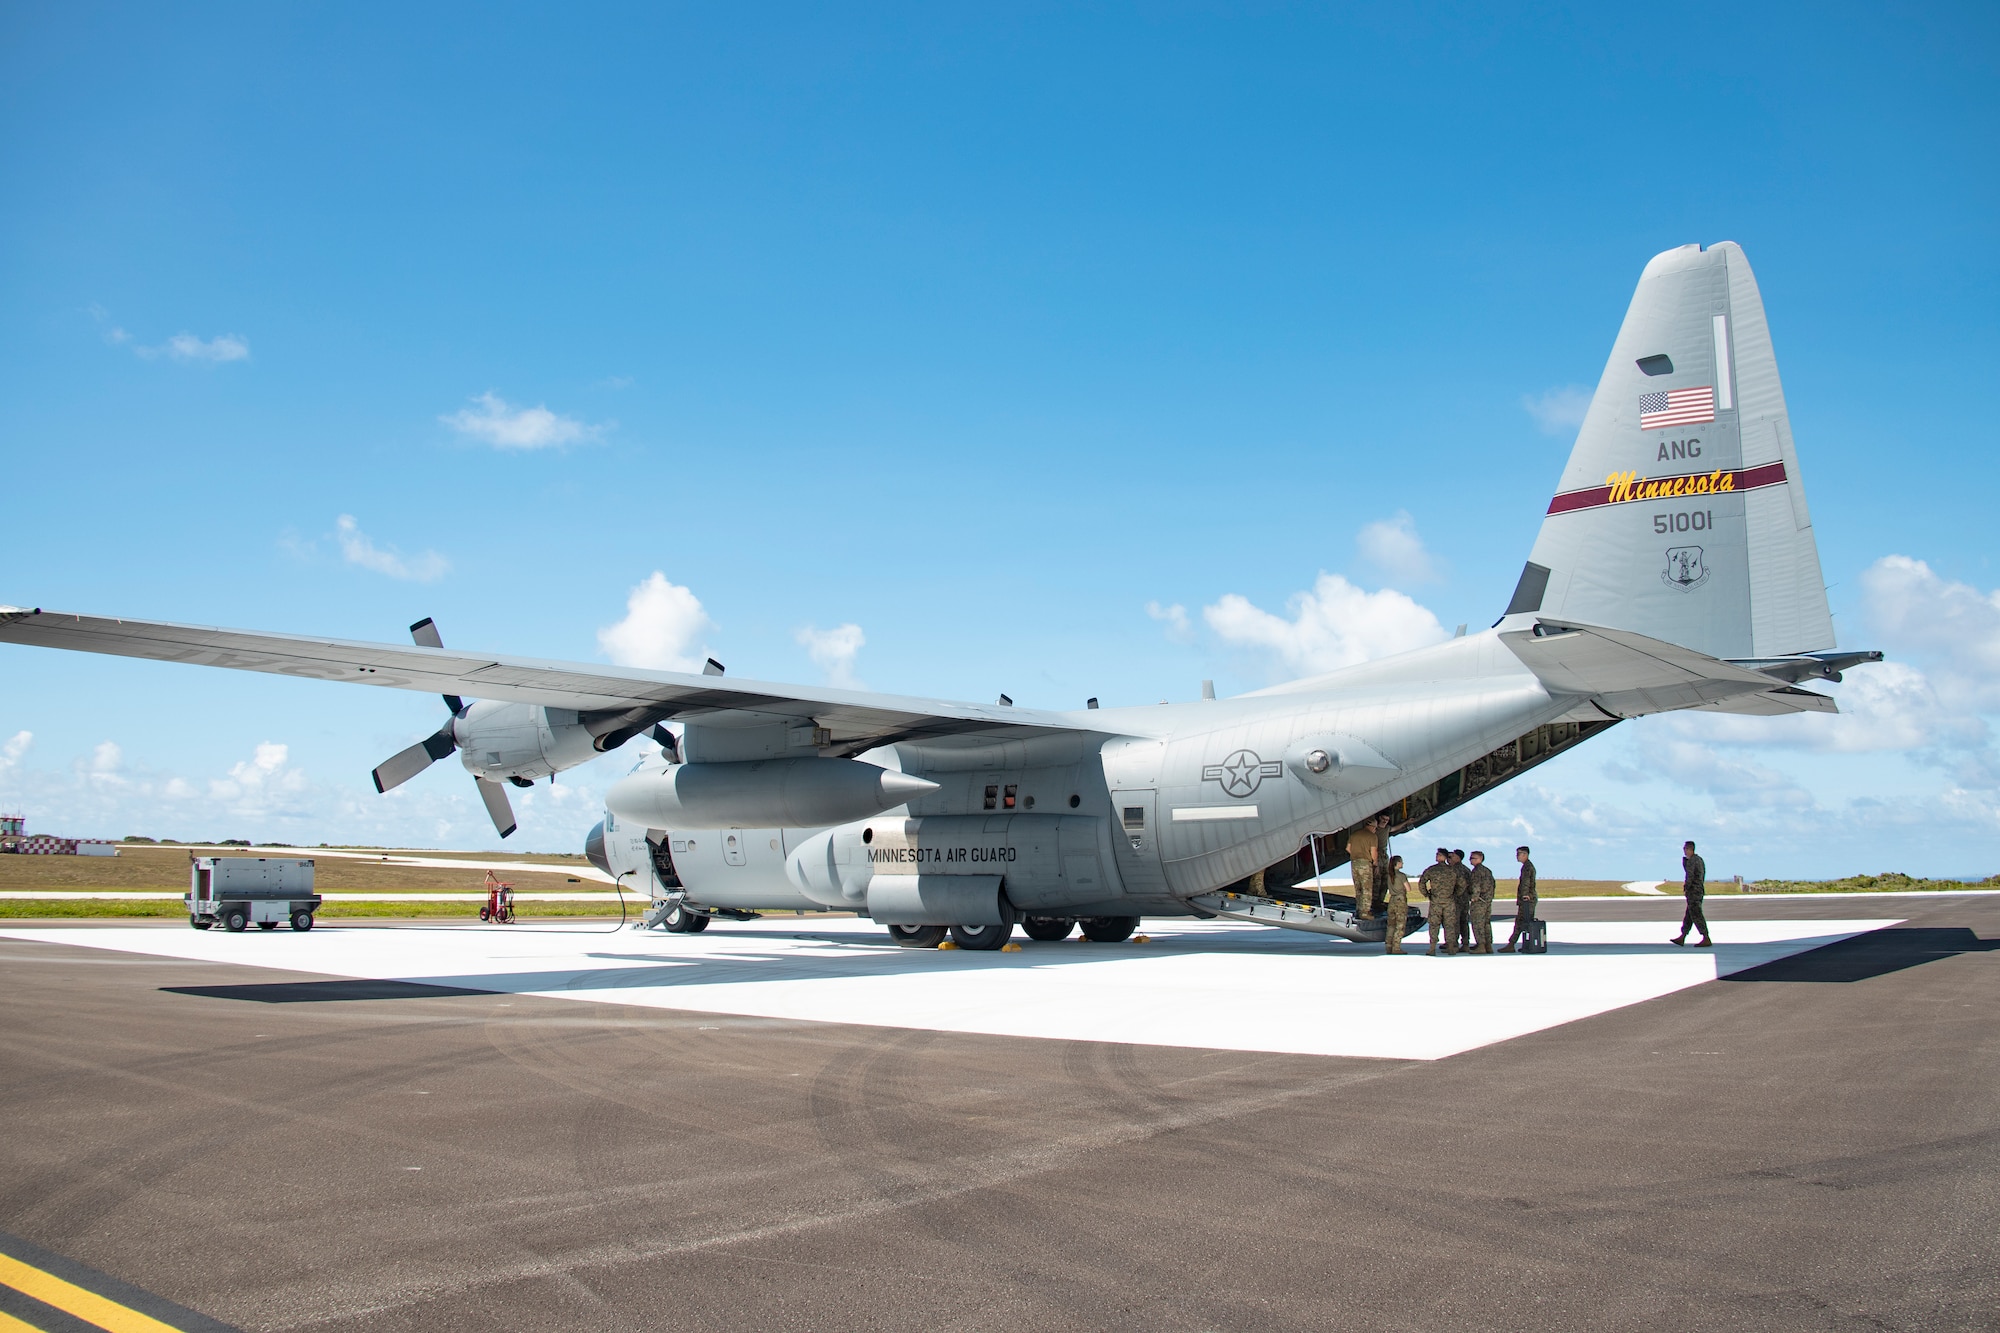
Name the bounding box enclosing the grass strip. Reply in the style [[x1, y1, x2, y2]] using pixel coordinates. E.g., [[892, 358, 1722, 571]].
[[0, 899, 629, 920]]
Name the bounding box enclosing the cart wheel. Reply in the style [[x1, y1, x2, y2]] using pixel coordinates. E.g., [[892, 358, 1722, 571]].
[[190, 916, 212, 931], [222, 906, 249, 933], [290, 910, 314, 932], [479, 905, 490, 922]]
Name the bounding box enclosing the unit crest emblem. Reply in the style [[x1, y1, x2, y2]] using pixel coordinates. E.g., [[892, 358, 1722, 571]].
[[1662, 545, 1709, 593]]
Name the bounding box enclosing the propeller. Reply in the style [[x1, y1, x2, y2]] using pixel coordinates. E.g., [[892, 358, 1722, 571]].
[[369, 618, 518, 838]]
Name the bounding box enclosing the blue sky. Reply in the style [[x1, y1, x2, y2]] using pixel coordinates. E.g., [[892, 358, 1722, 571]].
[[2, 4, 1996, 878]]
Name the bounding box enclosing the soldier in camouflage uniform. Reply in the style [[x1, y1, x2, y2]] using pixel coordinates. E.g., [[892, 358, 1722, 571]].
[[1504, 845, 1538, 951], [1419, 849, 1458, 956], [1347, 825, 1379, 920], [1381, 854, 1410, 954], [1449, 849, 1473, 953], [1670, 839, 1711, 947], [1465, 850, 1497, 954]]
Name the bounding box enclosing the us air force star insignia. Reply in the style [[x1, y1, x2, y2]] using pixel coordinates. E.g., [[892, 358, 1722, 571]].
[[1200, 749, 1286, 798]]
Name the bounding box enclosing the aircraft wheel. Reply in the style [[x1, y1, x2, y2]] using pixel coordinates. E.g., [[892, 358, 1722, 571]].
[[684, 913, 710, 933], [949, 921, 1013, 951], [222, 907, 249, 933], [887, 924, 948, 948], [661, 901, 705, 933], [1022, 917, 1074, 942], [290, 911, 314, 932], [1079, 915, 1139, 943]]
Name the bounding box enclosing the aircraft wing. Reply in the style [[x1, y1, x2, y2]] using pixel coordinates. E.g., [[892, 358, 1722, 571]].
[[0, 606, 1085, 755]]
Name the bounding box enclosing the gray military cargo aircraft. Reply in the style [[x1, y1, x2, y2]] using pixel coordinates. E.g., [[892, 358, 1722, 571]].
[[1, 241, 1878, 948]]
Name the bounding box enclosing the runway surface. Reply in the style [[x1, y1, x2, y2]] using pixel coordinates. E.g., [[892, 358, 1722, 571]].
[[1, 893, 1995, 1331]]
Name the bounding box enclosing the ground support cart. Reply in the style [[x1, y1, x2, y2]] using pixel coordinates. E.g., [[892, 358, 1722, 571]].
[[187, 856, 322, 932]]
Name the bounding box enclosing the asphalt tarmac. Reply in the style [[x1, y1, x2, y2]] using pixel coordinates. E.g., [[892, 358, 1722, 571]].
[[1, 894, 1994, 1332]]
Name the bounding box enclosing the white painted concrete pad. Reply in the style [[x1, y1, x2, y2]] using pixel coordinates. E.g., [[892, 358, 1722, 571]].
[[0, 916, 1895, 1061]]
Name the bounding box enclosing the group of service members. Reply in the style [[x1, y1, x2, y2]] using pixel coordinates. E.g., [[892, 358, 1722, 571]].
[[1345, 837, 1713, 955], [1350, 844, 1538, 956]]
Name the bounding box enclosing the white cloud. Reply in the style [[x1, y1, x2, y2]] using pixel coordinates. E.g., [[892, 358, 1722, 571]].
[[1203, 572, 1449, 678], [136, 332, 251, 363], [598, 573, 714, 671], [208, 742, 308, 814], [85, 740, 126, 789], [1607, 739, 1814, 809], [335, 515, 449, 582], [796, 623, 866, 688], [1145, 601, 1194, 644], [1355, 510, 1444, 584], [1521, 385, 1592, 436], [89, 307, 249, 363], [1674, 556, 2000, 763], [0, 731, 30, 772], [441, 392, 601, 450], [1861, 556, 2000, 705], [1674, 661, 1981, 755]]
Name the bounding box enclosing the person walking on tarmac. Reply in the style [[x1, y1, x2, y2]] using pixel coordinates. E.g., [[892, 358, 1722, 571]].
[[1449, 849, 1473, 953], [1420, 849, 1459, 956], [1670, 840, 1712, 947], [1465, 850, 1497, 954], [1382, 854, 1411, 954], [1504, 845, 1538, 951]]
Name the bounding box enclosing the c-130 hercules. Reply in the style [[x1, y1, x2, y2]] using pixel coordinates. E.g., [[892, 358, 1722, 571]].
[[0, 242, 1878, 948]]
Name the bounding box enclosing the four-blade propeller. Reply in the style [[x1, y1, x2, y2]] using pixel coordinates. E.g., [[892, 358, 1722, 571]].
[[368, 618, 518, 838]]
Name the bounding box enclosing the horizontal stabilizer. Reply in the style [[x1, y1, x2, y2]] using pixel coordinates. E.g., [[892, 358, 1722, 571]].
[[1685, 685, 1838, 717], [1502, 619, 1789, 717]]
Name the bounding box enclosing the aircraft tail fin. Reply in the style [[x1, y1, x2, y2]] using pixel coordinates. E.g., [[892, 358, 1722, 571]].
[[1503, 242, 1835, 659]]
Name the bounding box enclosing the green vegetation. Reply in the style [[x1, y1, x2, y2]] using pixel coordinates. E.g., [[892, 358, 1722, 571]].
[[1749, 872, 1997, 894], [0, 899, 188, 918]]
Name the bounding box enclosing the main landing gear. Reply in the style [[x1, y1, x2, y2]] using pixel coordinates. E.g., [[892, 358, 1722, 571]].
[[887, 921, 1011, 950], [886, 914, 1142, 948]]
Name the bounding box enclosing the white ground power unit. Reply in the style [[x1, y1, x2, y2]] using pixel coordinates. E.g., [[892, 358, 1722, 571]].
[[187, 856, 323, 933]]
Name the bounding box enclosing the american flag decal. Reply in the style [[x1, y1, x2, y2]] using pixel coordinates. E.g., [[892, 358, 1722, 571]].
[[1639, 386, 1715, 429]]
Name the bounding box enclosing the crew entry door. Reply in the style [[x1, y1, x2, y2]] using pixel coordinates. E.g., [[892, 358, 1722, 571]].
[[1109, 789, 1167, 894]]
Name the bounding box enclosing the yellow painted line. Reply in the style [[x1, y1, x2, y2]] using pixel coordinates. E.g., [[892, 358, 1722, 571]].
[[0, 1252, 186, 1333], [0, 1309, 51, 1333]]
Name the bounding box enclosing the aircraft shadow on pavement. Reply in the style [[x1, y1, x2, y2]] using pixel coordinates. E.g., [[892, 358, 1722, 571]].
[[1720, 926, 1999, 984], [161, 979, 499, 1003]]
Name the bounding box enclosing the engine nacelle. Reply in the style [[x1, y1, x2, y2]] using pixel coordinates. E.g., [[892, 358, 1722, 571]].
[[604, 758, 939, 830], [452, 700, 598, 782]]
